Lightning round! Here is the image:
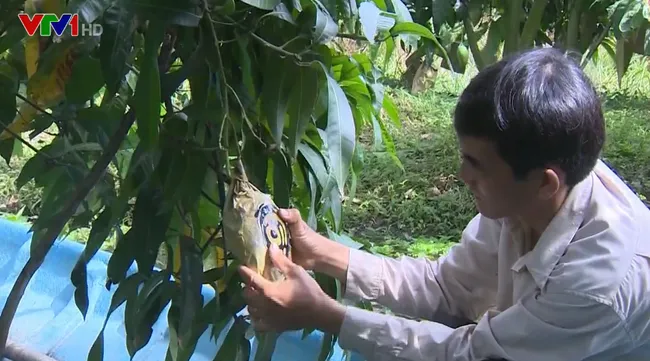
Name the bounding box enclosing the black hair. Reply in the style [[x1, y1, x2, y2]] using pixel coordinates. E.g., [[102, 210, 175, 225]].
[[453, 47, 605, 187]]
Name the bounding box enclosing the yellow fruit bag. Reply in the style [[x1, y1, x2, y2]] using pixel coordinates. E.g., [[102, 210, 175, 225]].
[[222, 162, 291, 282]]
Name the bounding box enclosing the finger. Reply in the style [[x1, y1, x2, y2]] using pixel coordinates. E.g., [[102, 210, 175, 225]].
[[277, 208, 301, 225], [268, 243, 295, 274], [243, 286, 261, 305], [242, 285, 270, 310], [247, 306, 261, 318], [238, 266, 272, 291], [252, 318, 272, 333], [247, 305, 257, 318], [247, 305, 264, 319]]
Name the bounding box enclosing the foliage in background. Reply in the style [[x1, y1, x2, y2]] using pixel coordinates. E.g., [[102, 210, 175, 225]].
[[389, 0, 650, 92]]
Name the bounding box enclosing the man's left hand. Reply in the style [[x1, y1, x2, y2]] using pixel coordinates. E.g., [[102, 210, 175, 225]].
[[237, 243, 346, 334]]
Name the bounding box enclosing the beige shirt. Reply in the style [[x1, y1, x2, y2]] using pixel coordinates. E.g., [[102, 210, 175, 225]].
[[338, 159, 650, 361]]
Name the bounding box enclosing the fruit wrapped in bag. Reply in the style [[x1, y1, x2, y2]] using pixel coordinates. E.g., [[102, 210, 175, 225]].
[[222, 160, 291, 283]]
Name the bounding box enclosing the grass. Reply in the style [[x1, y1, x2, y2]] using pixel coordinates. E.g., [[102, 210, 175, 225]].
[[0, 52, 649, 261]]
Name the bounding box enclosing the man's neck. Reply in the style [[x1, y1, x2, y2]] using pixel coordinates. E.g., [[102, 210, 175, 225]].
[[518, 186, 570, 243]]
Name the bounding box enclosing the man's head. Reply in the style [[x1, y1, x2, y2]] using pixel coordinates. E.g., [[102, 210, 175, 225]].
[[453, 47, 605, 220]]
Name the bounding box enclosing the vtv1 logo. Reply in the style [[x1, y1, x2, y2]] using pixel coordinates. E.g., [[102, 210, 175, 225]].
[[18, 13, 103, 38]]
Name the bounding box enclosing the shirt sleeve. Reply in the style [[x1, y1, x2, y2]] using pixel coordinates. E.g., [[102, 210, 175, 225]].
[[338, 291, 631, 361], [343, 214, 502, 324]]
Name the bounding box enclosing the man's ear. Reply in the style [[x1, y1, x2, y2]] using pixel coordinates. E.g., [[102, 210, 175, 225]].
[[538, 167, 563, 200]]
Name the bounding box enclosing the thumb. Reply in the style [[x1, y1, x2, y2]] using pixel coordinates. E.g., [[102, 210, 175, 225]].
[[277, 208, 301, 225], [268, 243, 295, 274]]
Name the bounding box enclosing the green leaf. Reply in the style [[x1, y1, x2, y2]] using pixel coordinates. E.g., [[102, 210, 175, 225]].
[[431, 0, 454, 31], [178, 235, 204, 350], [131, 187, 174, 276], [106, 229, 137, 285], [0, 139, 16, 165], [66, 55, 106, 104], [297, 142, 329, 193], [202, 267, 227, 284], [383, 36, 395, 69], [359, 2, 394, 43], [0, 20, 26, 55], [71, 207, 117, 319], [372, 0, 387, 10], [28, 114, 55, 140], [161, 49, 199, 101], [352, 53, 372, 74], [377, 116, 403, 170], [326, 183, 342, 232], [126, 271, 175, 357], [615, 35, 634, 86], [340, 79, 371, 99], [268, 3, 296, 24], [242, 136, 269, 191], [301, 327, 316, 340], [349, 143, 363, 200], [75, 104, 125, 146], [158, 147, 188, 209], [619, 1, 644, 33], [327, 228, 364, 249], [313, 2, 339, 44], [166, 295, 213, 361], [213, 317, 250, 361], [307, 169, 319, 229], [88, 273, 145, 361], [180, 150, 209, 209], [287, 65, 319, 159], [32, 166, 84, 233], [322, 68, 356, 198], [314, 273, 337, 360], [125, 0, 204, 26], [317, 331, 335, 361], [235, 36, 257, 99], [66, 0, 113, 25], [387, 0, 415, 47], [134, 18, 166, 150], [382, 94, 400, 127], [99, 6, 137, 96], [15, 147, 55, 190], [239, 0, 281, 10], [0, 61, 18, 125], [253, 331, 279, 361], [389, 22, 452, 70], [272, 150, 292, 208], [262, 54, 293, 146]]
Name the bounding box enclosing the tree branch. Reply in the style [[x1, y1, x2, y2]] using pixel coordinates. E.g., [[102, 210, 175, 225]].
[[0, 119, 45, 156], [13, 93, 60, 124], [336, 33, 367, 41], [200, 222, 222, 255], [249, 32, 302, 60]]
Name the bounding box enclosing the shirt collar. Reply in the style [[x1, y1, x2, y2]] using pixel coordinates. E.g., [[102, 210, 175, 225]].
[[510, 169, 594, 289]]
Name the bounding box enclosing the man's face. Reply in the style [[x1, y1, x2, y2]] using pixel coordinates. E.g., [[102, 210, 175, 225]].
[[456, 135, 541, 220]]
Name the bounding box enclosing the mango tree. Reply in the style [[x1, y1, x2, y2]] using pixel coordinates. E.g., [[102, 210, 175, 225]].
[[395, 0, 650, 93], [0, 0, 430, 359]]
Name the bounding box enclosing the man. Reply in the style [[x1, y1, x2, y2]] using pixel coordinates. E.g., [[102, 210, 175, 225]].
[[238, 47, 650, 360]]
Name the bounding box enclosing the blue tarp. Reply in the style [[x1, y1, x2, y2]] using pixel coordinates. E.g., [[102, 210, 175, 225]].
[[0, 218, 364, 360]]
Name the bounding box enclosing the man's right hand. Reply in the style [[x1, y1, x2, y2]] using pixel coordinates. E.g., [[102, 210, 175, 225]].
[[276, 208, 322, 271], [277, 208, 350, 283]]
